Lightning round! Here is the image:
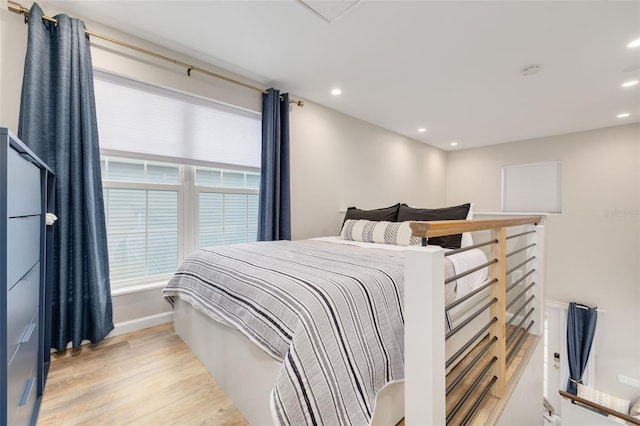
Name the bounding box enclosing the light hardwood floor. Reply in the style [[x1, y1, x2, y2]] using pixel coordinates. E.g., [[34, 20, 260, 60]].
[[38, 322, 535, 426], [37, 323, 248, 425]]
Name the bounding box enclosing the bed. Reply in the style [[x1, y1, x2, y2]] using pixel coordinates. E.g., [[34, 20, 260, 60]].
[[163, 233, 490, 425]]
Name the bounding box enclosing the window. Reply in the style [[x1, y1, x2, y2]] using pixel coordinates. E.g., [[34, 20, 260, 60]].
[[94, 72, 261, 289], [101, 156, 260, 288], [102, 157, 181, 283], [502, 161, 561, 213], [196, 166, 260, 247]]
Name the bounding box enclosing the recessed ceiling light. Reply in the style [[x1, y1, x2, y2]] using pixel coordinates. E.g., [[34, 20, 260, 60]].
[[617, 113, 630, 118], [628, 38, 640, 48], [622, 80, 638, 87], [418, 128, 426, 133], [450, 142, 458, 147], [331, 88, 342, 96]]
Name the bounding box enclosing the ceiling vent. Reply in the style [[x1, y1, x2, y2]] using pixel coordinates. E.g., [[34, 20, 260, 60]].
[[297, 0, 361, 24]]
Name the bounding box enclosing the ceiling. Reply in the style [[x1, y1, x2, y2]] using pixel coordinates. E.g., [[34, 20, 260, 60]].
[[41, 0, 640, 151]]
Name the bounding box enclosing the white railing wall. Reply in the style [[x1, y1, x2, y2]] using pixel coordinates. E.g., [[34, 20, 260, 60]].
[[404, 245, 446, 425]]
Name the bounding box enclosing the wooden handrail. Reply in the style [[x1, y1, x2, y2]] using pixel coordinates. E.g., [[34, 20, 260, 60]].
[[409, 217, 543, 238], [559, 390, 640, 425]]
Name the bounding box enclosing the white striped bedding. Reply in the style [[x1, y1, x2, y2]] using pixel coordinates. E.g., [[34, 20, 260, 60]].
[[163, 239, 486, 425]]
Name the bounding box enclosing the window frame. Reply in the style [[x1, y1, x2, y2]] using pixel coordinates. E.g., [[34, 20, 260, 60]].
[[193, 169, 260, 249], [101, 151, 186, 289], [101, 150, 260, 290]]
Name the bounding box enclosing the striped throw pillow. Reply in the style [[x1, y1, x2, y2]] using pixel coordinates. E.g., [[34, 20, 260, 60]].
[[631, 398, 640, 420], [340, 219, 421, 246], [577, 385, 631, 424]]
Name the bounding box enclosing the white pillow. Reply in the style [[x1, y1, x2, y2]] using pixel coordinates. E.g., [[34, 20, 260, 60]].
[[630, 397, 640, 419], [460, 203, 474, 247], [577, 384, 631, 424], [340, 219, 421, 246]]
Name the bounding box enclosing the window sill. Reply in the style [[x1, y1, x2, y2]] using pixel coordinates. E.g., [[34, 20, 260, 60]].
[[111, 280, 169, 297]]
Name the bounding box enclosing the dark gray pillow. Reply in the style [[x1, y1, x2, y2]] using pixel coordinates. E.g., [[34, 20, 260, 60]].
[[341, 203, 400, 229], [397, 203, 471, 249]]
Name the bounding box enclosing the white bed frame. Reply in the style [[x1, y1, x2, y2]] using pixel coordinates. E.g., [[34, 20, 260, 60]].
[[174, 297, 409, 425], [173, 292, 488, 425]]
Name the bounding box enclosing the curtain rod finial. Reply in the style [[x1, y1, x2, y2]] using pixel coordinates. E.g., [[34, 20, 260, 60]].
[[7, 0, 28, 22]]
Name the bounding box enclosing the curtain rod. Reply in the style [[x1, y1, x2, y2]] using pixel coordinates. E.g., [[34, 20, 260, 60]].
[[7, 0, 304, 107], [545, 299, 607, 314]]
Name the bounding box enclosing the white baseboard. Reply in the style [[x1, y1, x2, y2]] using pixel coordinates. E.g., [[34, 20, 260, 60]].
[[108, 311, 174, 338], [55, 312, 174, 351]]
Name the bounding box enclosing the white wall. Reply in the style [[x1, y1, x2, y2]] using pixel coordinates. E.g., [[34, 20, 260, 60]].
[[496, 338, 544, 426], [446, 123, 640, 401], [0, 0, 28, 130], [290, 101, 446, 239], [0, 1, 445, 334]]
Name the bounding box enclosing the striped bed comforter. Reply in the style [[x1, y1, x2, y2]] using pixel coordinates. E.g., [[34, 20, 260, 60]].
[[163, 239, 408, 425]]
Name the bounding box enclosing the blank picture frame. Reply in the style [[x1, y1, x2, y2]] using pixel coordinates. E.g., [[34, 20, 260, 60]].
[[502, 161, 561, 213]]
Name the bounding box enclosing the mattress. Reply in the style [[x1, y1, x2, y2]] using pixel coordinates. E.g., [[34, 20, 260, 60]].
[[312, 236, 488, 304]]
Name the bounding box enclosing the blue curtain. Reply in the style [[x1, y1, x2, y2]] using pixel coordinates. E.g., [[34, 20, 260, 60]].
[[566, 302, 598, 394], [258, 88, 291, 241], [18, 3, 113, 350]]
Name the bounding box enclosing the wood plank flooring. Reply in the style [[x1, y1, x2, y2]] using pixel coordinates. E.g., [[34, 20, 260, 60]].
[[37, 323, 248, 426], [38, 322, 537, 426]]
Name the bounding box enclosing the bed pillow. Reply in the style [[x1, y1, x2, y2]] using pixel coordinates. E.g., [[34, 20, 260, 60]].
[[630, 397, 640, 418], [343, 203, 400, 222], [461, 203, 474, 247], [341, 203, 400, 232], [397, 203, 471, 249], [576, 384, 631, 424], [340, 219, 421, 246]]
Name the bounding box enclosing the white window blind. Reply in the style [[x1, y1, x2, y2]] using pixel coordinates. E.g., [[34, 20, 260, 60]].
[[196, 165, 260, 247], [199, 193, 259, 246], [94, 71, 261, 169], [103, 188, 179, 281]]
